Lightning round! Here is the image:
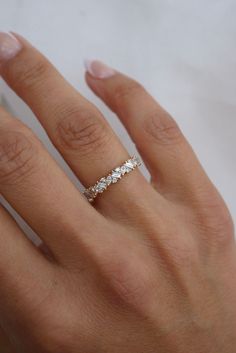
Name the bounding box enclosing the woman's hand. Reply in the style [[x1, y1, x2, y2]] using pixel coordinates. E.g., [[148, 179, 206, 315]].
[[0, 32, 235, 353]]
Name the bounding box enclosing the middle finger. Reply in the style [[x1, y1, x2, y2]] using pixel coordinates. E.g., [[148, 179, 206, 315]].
[[0, 106, 99, 262]]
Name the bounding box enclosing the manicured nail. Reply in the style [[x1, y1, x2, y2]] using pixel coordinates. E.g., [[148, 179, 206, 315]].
[[84, 60, 116, 79], [0, 32, 22, 64]]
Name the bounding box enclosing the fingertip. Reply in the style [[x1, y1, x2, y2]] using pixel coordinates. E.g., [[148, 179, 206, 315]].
[[9, 31, 28, 46], [0, 32, 22, 64], [84, 58, 93, 74], [84, 66, 105, 97], [83, 59, 116, 79]]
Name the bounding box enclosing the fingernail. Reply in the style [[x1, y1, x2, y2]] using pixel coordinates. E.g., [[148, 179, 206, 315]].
[[84, 60, 116, 79], [0, 32, 22, 64]]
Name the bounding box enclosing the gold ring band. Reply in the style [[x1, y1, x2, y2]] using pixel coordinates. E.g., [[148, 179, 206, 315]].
[[83, 155, 142, 202]]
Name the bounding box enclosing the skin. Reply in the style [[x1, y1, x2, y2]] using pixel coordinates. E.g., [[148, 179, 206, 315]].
[[0, 34, 235, 353]]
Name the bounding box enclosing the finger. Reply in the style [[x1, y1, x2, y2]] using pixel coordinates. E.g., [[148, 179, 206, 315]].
[[85, 60, 219, 204], [0, 106, 99, 261], [0, 32, 152, 214], [0, 204, 53, 325], [0, 107, 143, 270]]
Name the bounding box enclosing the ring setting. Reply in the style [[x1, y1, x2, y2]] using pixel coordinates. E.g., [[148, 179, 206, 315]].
[[83, 155, 142, 202]]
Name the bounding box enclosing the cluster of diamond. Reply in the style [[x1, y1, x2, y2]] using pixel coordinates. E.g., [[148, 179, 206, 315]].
[[84, 156, 141, 202]]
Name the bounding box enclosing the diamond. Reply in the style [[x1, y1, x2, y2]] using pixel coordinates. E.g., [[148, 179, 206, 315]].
[[84, 187, 95, 202], [124, 160, 134, 171], [106, 175, 112, 185], [95, 178, 107, 193], [120, 165, 127, 175], [112, 170, 122, 179], [132, 156, 141, 167]]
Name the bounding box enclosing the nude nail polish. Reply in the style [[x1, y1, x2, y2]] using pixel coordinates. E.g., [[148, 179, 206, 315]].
[[0, 32, 22, 64], [84, 60, 116, 79]]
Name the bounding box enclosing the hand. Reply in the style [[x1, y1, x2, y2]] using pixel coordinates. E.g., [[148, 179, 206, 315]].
[[0, 32, 235, 353]]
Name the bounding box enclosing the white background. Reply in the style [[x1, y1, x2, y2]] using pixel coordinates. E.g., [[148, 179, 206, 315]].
[[0, 0, 235, 229]]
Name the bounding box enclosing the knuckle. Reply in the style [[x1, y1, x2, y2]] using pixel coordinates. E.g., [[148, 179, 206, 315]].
[[0, 129, 37, 185], [55, 106, 111, 157], [148, 225, 197, 269], [8, 57, 50, 90], [113, 80, 144, 105], [103, 254, 154, 309], [166, 240, 197, 268], [143, 109, 183, 145]]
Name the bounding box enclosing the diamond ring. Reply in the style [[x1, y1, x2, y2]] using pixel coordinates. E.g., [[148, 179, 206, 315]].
[[83, 155, 142, 202]]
